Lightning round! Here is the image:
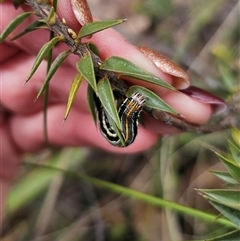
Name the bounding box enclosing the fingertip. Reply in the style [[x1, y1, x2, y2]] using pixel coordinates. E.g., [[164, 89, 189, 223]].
[[162, 91, 212, 124]]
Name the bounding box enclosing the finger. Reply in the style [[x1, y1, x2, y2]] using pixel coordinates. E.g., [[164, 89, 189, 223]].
[[9, 104, 158, 153], [161, 91, 212, 124], [1, 51, 212, 126], [1, 1, 213, 126], [56, 0, 173, 95], [0, 52, 89, 114], [143, 91, 212, 134], [3, 0, 173, 95]]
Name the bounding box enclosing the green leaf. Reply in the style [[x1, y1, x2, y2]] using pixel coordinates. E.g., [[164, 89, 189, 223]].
[[87, 42, 100, 56], [214, 151, 240, 183], [210, 170, 238, 185], [87, 85, 97, 125], [228, 140, 240, 166], [46, 6, 57, 25], [11, 20, 48, 41], [100, 56, 176, 91], [77, 19, 126, 39], [0, 11, 34, 43], [26, 36, 65, 81], [36, 50, 71, 99], [97, 76, 121, 130], [76, 51, 97, 91], [198, 189, 240, 210], [64, 73, 84, 120], [127, 85, 179, 115], [207, 199, 240, 228], [206, 229, 240, 241], [14, 162, 236, 228]]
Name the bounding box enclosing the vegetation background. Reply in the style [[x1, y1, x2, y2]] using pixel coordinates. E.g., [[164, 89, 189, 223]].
[[2, 0, 239, 240]]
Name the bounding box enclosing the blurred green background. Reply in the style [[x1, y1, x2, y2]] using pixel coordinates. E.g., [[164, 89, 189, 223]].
[[2, 0, 239, 240]]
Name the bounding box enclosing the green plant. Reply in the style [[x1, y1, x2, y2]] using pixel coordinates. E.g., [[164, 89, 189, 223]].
[[1, 0, 239, 240], [196, 128, 240, 240]]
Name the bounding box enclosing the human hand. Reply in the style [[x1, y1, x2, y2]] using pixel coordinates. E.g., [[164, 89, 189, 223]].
[[0, 0, 224, 223]]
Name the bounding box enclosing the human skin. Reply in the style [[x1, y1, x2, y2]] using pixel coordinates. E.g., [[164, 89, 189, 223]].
[[0, 0, 213, 223]]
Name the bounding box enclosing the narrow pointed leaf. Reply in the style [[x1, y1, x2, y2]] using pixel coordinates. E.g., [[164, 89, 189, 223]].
[[100, 56, 176, 91], [206, 229, 240, 241], [214, 151, 240, 183], [97, 76, 121, 130], [198, 189, 240, 210], [26, 36, 65, 81], [210, 170, 238, 185], [64, 73, 84, 120], [46, 6, 57, 25], [0, 11, 34, 42], [207, 199, 240, 228], [76, 51, 97, 91], [36, 50, 71, 99], [127, 85, 178, 115], [228, 140, 240, 166], [87, 85, 97, 125], [77, 19, 126, 39], [11, 20, 49, 41]]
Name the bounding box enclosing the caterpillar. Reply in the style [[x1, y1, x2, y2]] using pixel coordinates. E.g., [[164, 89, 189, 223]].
[[94, 92, 145, 147]]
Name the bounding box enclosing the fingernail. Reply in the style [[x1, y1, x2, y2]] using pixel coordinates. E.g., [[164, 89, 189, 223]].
[[137, 46, 190, 90], [70, 0, 93, 27], [180, 86, 227, 114]]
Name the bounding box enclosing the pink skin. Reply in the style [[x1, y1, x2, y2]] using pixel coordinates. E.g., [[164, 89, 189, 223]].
[[1, 0, 214, 223]]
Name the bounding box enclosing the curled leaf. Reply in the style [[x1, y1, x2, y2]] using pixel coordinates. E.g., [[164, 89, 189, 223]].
[[137, 46, 190, 90], [70, 0, 93, 27]]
